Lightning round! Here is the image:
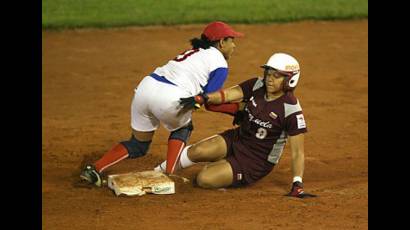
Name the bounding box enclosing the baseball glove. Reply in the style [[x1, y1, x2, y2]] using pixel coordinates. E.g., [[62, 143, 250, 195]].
[[180, 93, 209, 110]]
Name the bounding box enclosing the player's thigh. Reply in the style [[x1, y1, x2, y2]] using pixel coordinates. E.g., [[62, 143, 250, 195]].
[[131, 77, 160, 132], [149, 82, 192, 131], [196, 160, 233, 189], [189, 135, 227, 162]]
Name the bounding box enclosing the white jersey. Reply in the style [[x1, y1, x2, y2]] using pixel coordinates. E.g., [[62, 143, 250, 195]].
[[152, 46, 228, 96]]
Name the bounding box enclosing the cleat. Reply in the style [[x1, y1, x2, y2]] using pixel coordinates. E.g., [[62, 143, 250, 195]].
[[80, 164, 102, 187]]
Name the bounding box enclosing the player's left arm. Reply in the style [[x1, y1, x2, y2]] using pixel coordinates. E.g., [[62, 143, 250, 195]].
[[202, 67, 228, 94], [289, 134, 305, 182], [206, 85, 244, 104], [287, 134, 317, 198]]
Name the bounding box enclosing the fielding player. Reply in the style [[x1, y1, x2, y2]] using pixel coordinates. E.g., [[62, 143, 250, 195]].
[[156, 53, 316, 198], [80, 21, 243, 186]]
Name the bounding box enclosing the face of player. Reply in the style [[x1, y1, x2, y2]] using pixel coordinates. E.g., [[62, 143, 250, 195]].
[[264, 68, 286, 98], [218, 37, 236, 61]]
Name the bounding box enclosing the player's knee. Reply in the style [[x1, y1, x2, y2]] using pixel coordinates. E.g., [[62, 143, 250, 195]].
[[189, 144, 208, 160], [120, 135, 152, 158], [169, 121, 193, 142], [196, 170, 217, 189]]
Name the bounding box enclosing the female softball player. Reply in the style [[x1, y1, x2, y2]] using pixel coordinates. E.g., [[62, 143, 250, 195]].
[[155, 53, 316, 198], [80, 21, 243, 186]]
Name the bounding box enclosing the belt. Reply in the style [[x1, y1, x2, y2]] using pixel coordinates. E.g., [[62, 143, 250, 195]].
[[150, 73, 176, 86]]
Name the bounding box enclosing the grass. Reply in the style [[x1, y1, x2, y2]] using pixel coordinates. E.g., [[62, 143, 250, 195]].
[[42, 0, 368, 29]]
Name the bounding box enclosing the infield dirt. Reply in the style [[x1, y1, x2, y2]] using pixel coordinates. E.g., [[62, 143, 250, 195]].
[[43, 20, 368, 230]]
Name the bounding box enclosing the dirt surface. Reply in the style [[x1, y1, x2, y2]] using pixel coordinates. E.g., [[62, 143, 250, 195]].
[[43, 20, 368, 230]]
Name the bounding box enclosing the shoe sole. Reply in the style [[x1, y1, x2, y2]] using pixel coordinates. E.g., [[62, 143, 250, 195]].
[[80, 174, 102, 187]]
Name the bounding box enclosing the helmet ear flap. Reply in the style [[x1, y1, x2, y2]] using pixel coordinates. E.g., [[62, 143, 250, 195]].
[[286, 72, 300, 91]]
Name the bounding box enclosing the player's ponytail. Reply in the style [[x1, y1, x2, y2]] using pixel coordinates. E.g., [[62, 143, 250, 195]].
[[190, 34, 218, 49]]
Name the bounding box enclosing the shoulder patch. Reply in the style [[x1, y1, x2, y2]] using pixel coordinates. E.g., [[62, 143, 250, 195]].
[[252, 77, 264, 91], [284, 100, 302, 118], [296, 114, 306, 129]]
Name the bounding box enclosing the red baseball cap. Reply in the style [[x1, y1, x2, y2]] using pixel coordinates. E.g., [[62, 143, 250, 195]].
[[202, 21, 244, 41]]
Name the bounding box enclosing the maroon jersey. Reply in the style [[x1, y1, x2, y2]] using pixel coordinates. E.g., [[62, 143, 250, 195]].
[[239, 77, 307, 163], [221, 77, 307, 186]]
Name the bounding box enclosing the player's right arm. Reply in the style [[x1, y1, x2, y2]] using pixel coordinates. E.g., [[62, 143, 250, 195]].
[[207, 76, 260, 104], [179, 78, 258, 110], [179, 85, 244, 114], [200, 85, 245, 117], [206, 85, 244, 104]]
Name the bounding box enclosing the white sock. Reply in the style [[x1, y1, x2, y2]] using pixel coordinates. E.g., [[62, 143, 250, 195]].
[[153, 145, 196, 172], [154, 160, 167, 172], [179, 145, 196, 169]]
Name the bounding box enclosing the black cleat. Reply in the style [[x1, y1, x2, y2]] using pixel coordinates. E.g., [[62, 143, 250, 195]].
[[80, 164, 102, 187]]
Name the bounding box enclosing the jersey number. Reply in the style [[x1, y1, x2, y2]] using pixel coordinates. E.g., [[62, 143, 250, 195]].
[[174, 49, 199, 62], [256, 128, 267, 139]]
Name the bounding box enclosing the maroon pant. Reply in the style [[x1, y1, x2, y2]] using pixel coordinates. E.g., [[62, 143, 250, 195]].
[[220, 128, 275, 187]]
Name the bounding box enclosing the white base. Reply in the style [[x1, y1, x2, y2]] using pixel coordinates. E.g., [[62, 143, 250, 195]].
[[107, 170, 175, 196]]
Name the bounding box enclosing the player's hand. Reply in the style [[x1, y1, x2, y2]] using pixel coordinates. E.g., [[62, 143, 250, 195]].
[[285, 182, 317, 198], [180, 93, 209, 110]]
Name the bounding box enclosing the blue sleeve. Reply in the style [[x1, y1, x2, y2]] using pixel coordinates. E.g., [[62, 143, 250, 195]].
[[202, 67, 228, 93]]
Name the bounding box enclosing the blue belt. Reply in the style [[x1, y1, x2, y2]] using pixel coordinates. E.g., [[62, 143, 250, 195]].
[[150, 73, 176, 86]]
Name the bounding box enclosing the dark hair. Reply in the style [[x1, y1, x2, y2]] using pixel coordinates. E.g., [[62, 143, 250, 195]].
[[190, 34, 219, 49]]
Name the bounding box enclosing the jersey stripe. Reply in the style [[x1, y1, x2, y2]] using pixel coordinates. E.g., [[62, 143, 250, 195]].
[[150, 73, 177, 86], [267, 131, 287, 164], [284, 100, 302, 118]]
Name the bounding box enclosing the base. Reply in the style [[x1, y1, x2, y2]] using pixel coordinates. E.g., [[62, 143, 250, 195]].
[[107, 170, 175, 196]]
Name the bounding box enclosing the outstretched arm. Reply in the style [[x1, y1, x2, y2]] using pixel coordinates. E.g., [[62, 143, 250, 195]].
[[179, 85, 244, 110], [206, 85, 244, 104], [180, 77, 260, 111], [203, 85, 245, 116]]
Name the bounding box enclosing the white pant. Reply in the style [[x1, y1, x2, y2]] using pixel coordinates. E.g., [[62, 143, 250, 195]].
[[131, 76, 193, 132]]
